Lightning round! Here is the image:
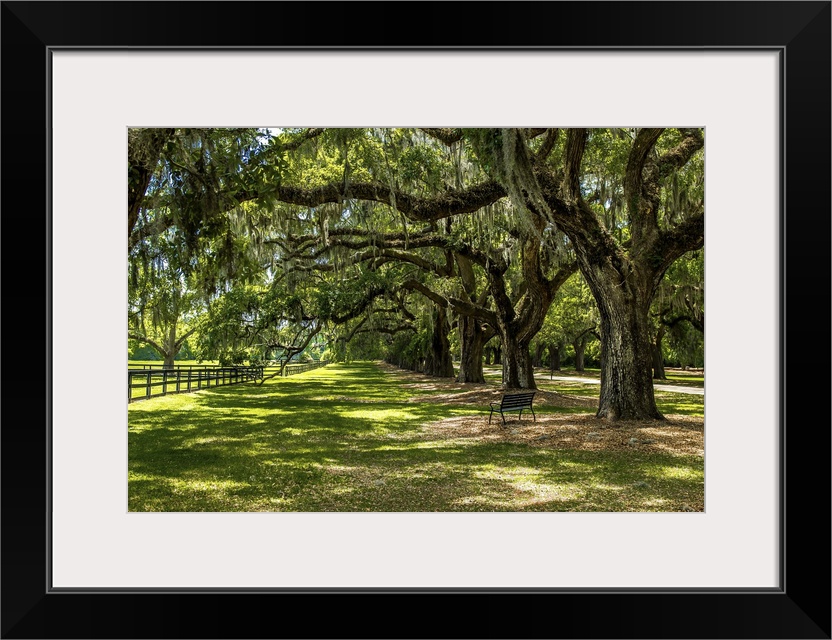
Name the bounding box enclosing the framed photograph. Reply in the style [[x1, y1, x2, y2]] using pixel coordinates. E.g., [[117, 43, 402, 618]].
[[3, 2, 829, 638]]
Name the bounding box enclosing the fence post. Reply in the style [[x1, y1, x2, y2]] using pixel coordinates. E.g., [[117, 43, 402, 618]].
[[146, 372, 151, 398]]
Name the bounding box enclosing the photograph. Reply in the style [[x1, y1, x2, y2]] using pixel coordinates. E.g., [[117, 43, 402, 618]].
[[127, 126, 706, 514]]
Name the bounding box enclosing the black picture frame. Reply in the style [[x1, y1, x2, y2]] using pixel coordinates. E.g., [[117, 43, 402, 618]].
[[2, 2, 829, 638]]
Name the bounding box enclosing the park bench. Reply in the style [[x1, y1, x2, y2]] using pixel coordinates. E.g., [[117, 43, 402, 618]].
[[489, 391, 536, 426]]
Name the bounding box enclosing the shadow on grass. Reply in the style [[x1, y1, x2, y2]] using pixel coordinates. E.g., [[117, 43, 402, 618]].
[[129, 362, 704, 512]]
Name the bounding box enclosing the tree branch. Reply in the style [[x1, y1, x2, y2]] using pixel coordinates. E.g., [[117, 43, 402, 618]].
[[651, 210, 705, 276], [240, 179, 506, 223], [657, 128, 704, 178], [546, 261, 579, 297], [128, 332, 168, 357], [279, 228, 497, 269], [128, 128, 176, 239], [420, 128, 464, 146], [173, 327, 197, 351], [277, 128, 326, 151], [535, 128, 560, 161], [625, 128, 664, 250], [563, 128, 588, 200], [401, 280, 497, 324]]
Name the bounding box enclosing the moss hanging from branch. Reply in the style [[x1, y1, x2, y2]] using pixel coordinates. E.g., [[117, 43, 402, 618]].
[[466, 128, 550, 240]]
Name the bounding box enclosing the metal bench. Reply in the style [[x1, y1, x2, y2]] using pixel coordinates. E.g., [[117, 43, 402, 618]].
[[489, 391, 536, 426]]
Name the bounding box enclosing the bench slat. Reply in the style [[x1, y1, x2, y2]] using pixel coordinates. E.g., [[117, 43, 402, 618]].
[[489, 391, 536, 426], [499, 393, 535, 409]]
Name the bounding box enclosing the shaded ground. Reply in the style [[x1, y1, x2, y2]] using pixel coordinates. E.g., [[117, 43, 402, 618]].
[[423, 414, 703, 458], [376, 361, 703, 457]]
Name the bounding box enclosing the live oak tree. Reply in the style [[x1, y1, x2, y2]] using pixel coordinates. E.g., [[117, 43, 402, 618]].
[[128, 234, 201, 368], [467, 128, 704, 419], [129, 128, 303, 367]]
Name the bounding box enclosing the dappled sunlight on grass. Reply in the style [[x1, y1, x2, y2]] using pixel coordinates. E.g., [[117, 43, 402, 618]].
[[334, 407, 419, 421], [371, 442, 467, 453], [129, 361, 704, 513], [655, 392, 704, 417]]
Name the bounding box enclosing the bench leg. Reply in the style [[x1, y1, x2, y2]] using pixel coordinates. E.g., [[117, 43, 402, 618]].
[[530, 407, 535, 422], [489, 409, 493, 425], [501, 412, 506, 427]]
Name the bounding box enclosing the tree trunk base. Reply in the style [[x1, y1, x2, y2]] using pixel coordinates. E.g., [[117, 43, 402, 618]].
[[596, 407, 665, 422]]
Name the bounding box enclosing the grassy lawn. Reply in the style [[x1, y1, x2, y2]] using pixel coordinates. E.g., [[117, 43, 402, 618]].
[[520, 365, 705, 388], [129, 361, 704, 513], [662, 372, 705, 387], [129, 359, 221, 367]]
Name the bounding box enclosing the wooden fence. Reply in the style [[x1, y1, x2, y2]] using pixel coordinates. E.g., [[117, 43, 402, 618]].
[[127, 361, 329, 402], [128, 366, 263, 403], [282, 360, 329, 376]]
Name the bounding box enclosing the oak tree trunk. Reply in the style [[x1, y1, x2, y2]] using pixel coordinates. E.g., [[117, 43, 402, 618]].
[[456, 315, 486, 383], [163, 325, 177, 370], [549, 343, 561, 371], [500, 332, 536, 390], [573, 339, 586, 372], [533, 342, 545, 368], [495, 298, 549, 390], [424, 306, 454, 378], [582, 264, 663, 420]]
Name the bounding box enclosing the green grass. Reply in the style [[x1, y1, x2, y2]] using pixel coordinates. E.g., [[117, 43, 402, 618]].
[[488, 365, 704, 389], [129, 361, 704, 513], [654, 390, 704, 416], [129, 359, 220, 366], [662, 373, 705, 387]]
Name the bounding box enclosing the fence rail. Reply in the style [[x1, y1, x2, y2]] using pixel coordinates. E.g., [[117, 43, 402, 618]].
[[128, 363, 240, 371], [282, 360, 329, 376], [128, 366, 263, 403], [128, 361, 330, 402]]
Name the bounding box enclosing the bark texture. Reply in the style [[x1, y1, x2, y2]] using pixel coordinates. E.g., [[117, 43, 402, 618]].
[[456, 315, 488, 383], [424, 306, 454, 378], [581, 262, 663, 420], [549, 343, 561, 371]]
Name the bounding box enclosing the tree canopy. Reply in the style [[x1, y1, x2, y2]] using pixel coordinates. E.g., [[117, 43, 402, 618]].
[[128, 127, 704, 420]]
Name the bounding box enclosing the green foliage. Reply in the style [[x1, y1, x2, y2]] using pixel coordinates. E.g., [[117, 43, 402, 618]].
[[537, 273, 598, 347], [652, 250, 704, 368], [129, 342, 161, 361], [130, 127, 704, 405], [663, 323, 705, 368], [385, 326, 430, 370]]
